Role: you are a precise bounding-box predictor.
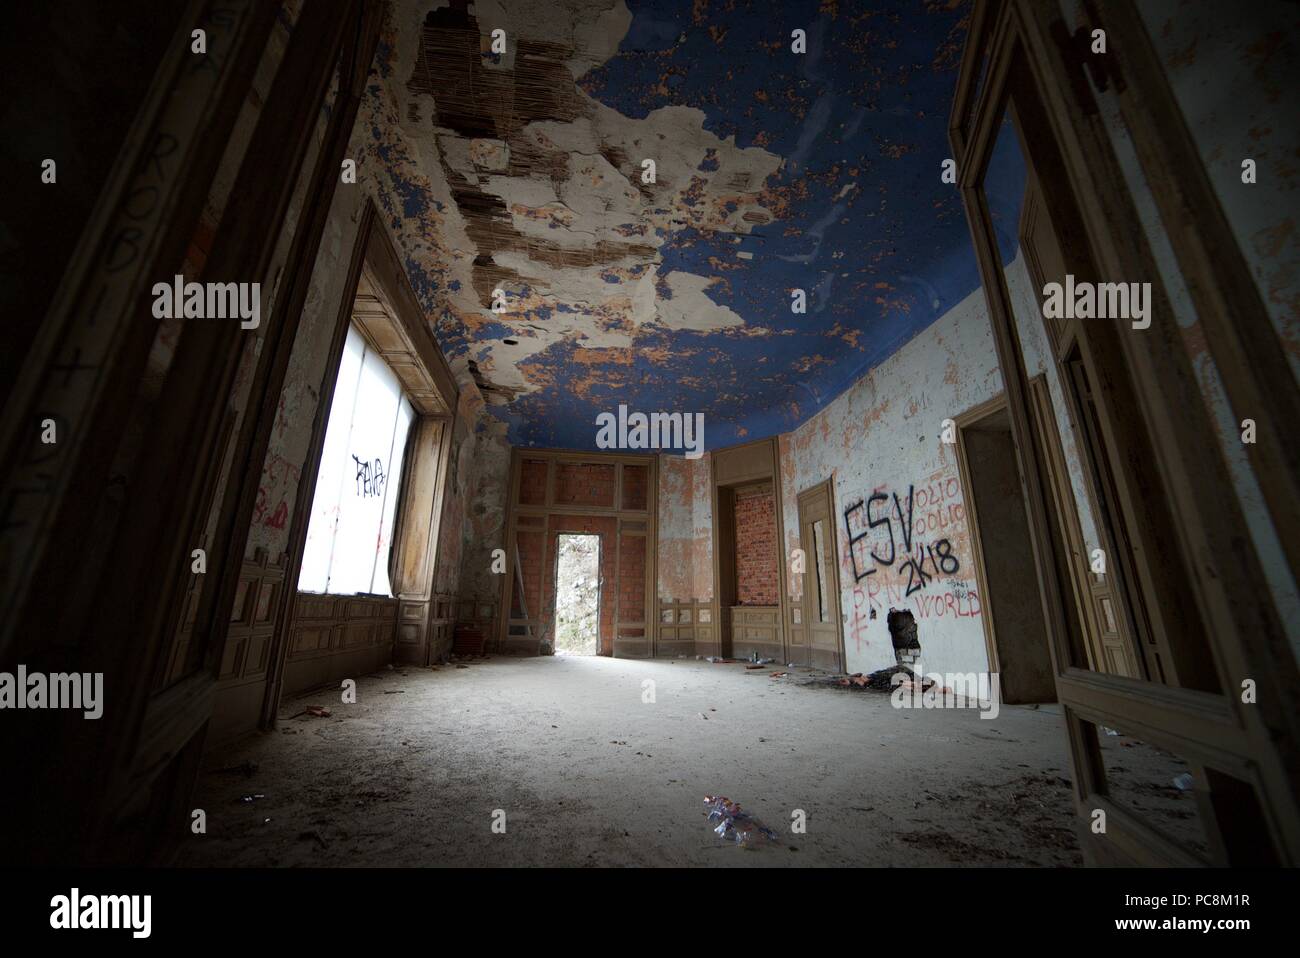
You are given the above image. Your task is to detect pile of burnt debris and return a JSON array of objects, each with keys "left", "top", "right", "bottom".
[{"left": 820, "top": 665, "right": 937, "bottom": 693}]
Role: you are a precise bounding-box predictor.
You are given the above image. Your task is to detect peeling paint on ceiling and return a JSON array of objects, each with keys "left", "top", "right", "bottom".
[{"left": 376, "top": 0, "right": 1024, "bottom": 451}]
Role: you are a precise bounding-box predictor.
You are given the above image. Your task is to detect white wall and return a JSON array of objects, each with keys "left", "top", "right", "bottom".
[{"left": 777, "top": 252, "right": 1099, "bottom": 678}]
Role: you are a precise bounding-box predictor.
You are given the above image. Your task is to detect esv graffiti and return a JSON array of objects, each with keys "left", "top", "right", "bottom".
[{"left": 844, "top": 484, "right": 960, "bottom": 596}]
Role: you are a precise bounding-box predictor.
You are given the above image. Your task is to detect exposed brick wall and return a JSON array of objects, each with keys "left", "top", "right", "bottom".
[
  {"left": 621, "top": 464, "right": 648, "bottom": 510},
  {"left": 519, "top": 458, "right": 548, "bottom": 505},
  {"left": 511, "top": 529, "right": 545, "bottom": 618},
  {"left": 618, "top": 533, "right": 646, "bottom": 621},
  {"left": 554, "top": 462, "right": 616, "bottom": 507},
  {"left": 734, "top": 485, "right": 778, "bottom": 606}
]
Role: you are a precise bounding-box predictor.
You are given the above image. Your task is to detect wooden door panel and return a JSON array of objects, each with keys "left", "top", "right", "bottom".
[{"left": 797, "top": 479, "right": 844, "bottom": 673}]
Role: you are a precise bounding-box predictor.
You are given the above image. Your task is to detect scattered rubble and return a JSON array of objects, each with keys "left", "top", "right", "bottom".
[{"left": 289, "top": 705, "right": 332, "bottom": 719}]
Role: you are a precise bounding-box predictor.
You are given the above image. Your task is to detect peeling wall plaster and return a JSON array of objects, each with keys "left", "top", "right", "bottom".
[
  {"left": 656, "top": 453, "right": 712, "bottom": 601},
  {"left": 243, "top": 1, "right": 513, "bottom": 607},
  {"left": 1138, "top": 0, "right": 1300, "bottom": 379}
]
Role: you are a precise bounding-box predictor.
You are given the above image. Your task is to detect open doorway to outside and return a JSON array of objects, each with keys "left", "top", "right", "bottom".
[{"left": 554, "top": 534, "right": 601, "bottom": 655}]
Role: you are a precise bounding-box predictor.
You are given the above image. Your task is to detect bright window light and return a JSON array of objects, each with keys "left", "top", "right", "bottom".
[{"left": 298, "top": 325, "right": 414, "bottom": 596}]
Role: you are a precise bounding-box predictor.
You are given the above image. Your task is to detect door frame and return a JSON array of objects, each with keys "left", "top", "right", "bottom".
[
  {"left": 551, "top": 531, "right": 604, "bottom": 655},
  {"left": 952, "top": 0, "right": 1300, "bottom": 864},
  {"left": 708, "top": 437, "right": 788, "bottom": 662},
  {"left": 795, "top": 476, "right": 846, "bottom": 672},
  {"left": 497, "top": 449, "right": 658, "bottom": 658},
  {"left": 954, "top": 382, "right": 1086, "bottom": 698},
  {"left": 953, "top": 391, "right": 1014, "bottom": 687}
]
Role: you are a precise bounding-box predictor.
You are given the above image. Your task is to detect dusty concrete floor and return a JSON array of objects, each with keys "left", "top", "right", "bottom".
[{"left": 177, "top": 656, "right": 1199, "bottom": 867}]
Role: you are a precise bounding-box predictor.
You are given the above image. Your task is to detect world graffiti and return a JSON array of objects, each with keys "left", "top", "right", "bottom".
[{"left": 843, "top": 483, "right": 960, "bottom": 596}]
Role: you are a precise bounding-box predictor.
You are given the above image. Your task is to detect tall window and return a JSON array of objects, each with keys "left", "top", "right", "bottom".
[{"left": 299, "top": 325, "right": 414, "bottom": 596}]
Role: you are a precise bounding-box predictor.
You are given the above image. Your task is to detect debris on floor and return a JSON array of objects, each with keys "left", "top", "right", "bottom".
[
  {"left": 289, "top": 705, "right": 332, "bottom": 719},
  {"left": 238, "top": 794, "right": 266, "bottom": 804},
  {"left": 813, "top": 666, "right": 934, "bottom": 693},
  {"left": 704, "top": 796, "right": 779, "bottom": 847}
]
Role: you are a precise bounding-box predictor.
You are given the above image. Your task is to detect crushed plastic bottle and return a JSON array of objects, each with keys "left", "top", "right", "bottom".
[{"left": 703, "top": 795, "right": 779, "bottom": 847}]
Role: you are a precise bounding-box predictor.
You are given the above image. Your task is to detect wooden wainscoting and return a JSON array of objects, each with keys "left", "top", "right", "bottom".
[
  {"left": 656, "top": 599, "right": 715, "bottom": 658},
  {"left": 394, "top": 592, "right": 456, "bottom": 666},
  {"left": 207, "top": 549, "right": 287, "bottom": 741},
  {"left": 729, "top": 605, "right": 781, "bottom": 662},
  {"left": 280, "top": 592, "right": 398, "bottom": 697},
  {"left": 456, "top": 596, "right": 498, "bottom": 651}
]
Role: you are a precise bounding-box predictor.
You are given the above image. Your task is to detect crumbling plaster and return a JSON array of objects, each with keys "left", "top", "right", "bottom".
[{"left": 374, "top": 0, "right": 986, "bottom": 451}]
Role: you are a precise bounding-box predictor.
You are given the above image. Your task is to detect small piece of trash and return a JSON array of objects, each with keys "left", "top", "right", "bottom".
[
  {"left": 1172, "top": 772, "right": 1195, "bottom": 791},
  {"left": 289, "top": 705, "right": 332, "bottom": 719},
  {"left": 238, "top": 793, "right": 266, "bottom": 804},
  {"left": 704, "top": 795, "right": 778, "bottom": 847},
  {"left": 770, "top": 672, "right": 787, "bottom": 679},
  {"left": 1101, "top": 726, "right": 1120, "bottom": 736}
]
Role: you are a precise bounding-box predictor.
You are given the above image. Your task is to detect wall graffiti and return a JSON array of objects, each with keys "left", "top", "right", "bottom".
[
  {"left": 352, "top": 455, "right": 386, "bottom": 498},
  {"left": 844, "top": 483, "right": 960, "bottom": 597}
]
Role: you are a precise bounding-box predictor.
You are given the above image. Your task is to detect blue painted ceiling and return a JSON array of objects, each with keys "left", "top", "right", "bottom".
[{"left": 399, "top": 0, "right": 1026, "bottom": 450}]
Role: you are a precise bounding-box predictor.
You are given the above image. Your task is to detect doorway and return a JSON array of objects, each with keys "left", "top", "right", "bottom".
[
  {"left": 957, "top": 400, "right": 1055, "bottom": 703},
  {"left": 554, "top": 534, "right": 601, "bottom": 655},
  {"left": 791, "top": 478, "right": 845, "bottom": 671}
]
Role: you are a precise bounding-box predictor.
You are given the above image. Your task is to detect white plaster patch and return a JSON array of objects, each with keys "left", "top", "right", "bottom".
[{"left": 655, "top": 271, "right": 743, "bottom": 331}]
